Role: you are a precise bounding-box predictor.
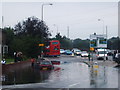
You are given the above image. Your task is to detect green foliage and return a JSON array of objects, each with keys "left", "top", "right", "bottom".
[
  {"left": 2, "top": 17, "right": 119, "bottom": 60},
  {"left": 3, "top": 27, "right": 14, "bottom": 45},
  {"left": 14, "top": 16, "right": 51, "bottom": 39},
  {"left": 73, "top": 38, "right": 90, "bottom": 51},
  {"left": 107, "top": 37, "right": 120, "bottom": 50},
  {"left": 3, "top": 16, "right": 51, "bottom": 58},
  {"left": 52, "top": 33, "right": 72, "bottom": 49},
  {"left": 5, "top": 58, "right": 14, "bottom": 64}
]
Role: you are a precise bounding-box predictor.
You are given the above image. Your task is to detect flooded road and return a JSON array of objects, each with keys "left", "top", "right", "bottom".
[{"left": 2, "top": 56, "right": 119, "bottom": 88}]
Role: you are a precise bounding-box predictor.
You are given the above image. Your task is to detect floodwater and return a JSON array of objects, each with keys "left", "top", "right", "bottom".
[{"left": 1, "top": 57, "right": 119, "bottom": 88}]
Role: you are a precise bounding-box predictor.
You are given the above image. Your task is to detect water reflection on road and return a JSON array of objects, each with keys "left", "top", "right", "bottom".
[{"left": 2, "top": 59, "right": 119, "bottom": 88}]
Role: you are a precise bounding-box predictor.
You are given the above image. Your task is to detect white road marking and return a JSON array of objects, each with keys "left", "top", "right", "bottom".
[{"left": 68, "top": 82, "right": 80, "bottom": 87}]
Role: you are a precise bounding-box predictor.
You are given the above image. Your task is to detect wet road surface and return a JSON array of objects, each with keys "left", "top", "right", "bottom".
[{"left": 2, "top": 56, "right": 119, "bottom": 88}]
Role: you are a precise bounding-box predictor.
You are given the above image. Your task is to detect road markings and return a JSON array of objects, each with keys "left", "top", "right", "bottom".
[
  {"left": 57, "top": 88, "right": 69, "bottom": 90},
  {"left": 68, "top": 82, "right": 80, "bottom": 87}
]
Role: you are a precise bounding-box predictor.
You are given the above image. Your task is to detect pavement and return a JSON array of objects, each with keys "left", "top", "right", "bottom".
[{"left": 84, "top": 60, "right": 118, "bottom": 67}]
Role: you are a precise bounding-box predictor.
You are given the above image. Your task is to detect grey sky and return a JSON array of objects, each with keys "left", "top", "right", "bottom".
[{"left": 1, "top": 2, "right": 118, "bottom": 39}]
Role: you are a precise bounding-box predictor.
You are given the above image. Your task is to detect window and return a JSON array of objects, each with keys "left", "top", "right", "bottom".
[{"left": 52, "top": 42, "right": 58, "bottom": 45}]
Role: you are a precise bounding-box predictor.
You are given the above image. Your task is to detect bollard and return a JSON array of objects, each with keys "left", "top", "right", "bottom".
[{"left": 71, "top": 53, "right": 75, "bottom": 56}]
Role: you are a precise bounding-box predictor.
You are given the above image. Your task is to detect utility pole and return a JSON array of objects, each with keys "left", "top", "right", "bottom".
[
  {"left": 106, "top": 26, "right": 107, "bottom": 39},
  {"left": 2, "top": 16, "right": 4, "bottom": 57},
  {"left": 67, "top": 26, "right": 69, "bottom": 38},
  {"left": 2, "top": 16, "right": 4, "bottom": 29},
  {"left": 98, "top": 19, "right": 105, "bottom": 34}
]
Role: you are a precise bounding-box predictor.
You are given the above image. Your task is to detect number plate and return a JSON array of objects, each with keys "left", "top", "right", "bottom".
[{"left": 43, "top": 67, "right": 47, "bottom": 70}]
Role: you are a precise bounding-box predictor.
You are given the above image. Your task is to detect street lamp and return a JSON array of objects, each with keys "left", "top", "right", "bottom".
[
  {"left": 98, "top": 19, "right": 108, "bottom": 38},
  {"left": 40, "top": 3, "right": 53, "bottom": 59},
  {"left": 41, "top": 3, "right": 53, "bottom": 21},
  {"left": 98, "top": 19, "right": 105, "bottom": 34},
  {"left": 98, "top": 19, "right": 108, "bottom": 61}
]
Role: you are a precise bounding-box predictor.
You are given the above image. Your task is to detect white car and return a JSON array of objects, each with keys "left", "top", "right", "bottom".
[
  {"left": 72, "top": 48, "right": 81, "bottom": 55},
  {"left": 96, "top": 49, "right": 108, "bottom": 60},
  {"left": 60, "top": 49, "right": 65, "bottom": 54},
  {"left": 81, "top": 51, "right": 89, "bottom": 57}
]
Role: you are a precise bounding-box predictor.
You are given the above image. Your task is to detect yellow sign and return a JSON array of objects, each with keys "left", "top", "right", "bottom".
[
  {"left": 93, "top": 65, "right": 99, "bottom": 69},
  {"left": 90, "top": 47, "right": 94, "bottom": 51},
  {"left": 39, "top": 44, "right": 44, "bottom": 46}
]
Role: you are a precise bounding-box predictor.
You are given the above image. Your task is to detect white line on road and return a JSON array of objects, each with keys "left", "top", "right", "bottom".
[
  {"left": 68, "top": 82, "right": 80, "bottom": 87},
  {"left": 2, "top": 82, "right": 47, "bottom": 89}
]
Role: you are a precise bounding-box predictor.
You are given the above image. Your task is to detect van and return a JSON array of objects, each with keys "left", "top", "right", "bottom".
[{"left": 96, "top": 49, "right": 108, "bottom": 60}]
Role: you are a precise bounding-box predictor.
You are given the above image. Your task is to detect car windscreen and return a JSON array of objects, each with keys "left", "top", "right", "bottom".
[
  {"left": 60, "top": 49, "right": 64, "bottom": 51},
  {"left": 76, "top": 50, "right": 81, "bottom": 52},
  {"left": 98, "top": 51, "right": 107, "bottom": 54},
  {"left": 66, "top": 50, "right": 70, "bottom": 52}
]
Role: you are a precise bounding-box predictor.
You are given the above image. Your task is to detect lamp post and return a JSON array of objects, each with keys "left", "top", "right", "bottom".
[
  {"left": 98, "top": 19, "right": 105, "bottom": 34},
  {"left": 41, "top": 3, "right": 53, "bottom": 21},
  {"left": 40, "top": 3, "right": 53, "bottom": 59},
  {"left": 98, "top": 19, "right": 108, "bottom": 61}
]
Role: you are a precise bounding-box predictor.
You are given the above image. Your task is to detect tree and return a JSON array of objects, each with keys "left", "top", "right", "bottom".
[
  {"left": 2, "top": 27, "right": 15, "bottom": 57},
  {"left": 52, "top": 33, "right": 72, "bottom": 49},
  {"left": 107, "top": 37, "right": 119, "bottom": 50},
  {"left": 14, "top": 16, "right": 51, "bottom": 41},
  {"left": 12, "top": 16, "right": 51, "bottom": 58},
  {"left": 73, "top": 38, "right": 89, "bottom": 51},
  {"left": 2, "top": 27, "right": 14, "bottom": 45}
]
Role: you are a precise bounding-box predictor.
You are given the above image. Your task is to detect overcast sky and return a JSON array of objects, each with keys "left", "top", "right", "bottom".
[{"left": 1, "top": 2, "right": 118, "bottom": 39}]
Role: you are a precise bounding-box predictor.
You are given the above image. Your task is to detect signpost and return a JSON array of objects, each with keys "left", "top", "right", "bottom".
[
  {"left": 39, "top": 44, "right": 44, "bottom": 47},
  {"left": 90, "top": 47, "right": 94, "bottom": 51},
  {"left": 39, "top": 44, "right": 44, "bottom": 59},
  {"left": 90, "top": 47, "right": 94, "bottom": 61},
  {"left": 90, "top": 33, "right": 107, "bottom": 61}
]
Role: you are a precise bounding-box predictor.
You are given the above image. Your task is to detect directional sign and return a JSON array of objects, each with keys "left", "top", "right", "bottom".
[
  {"left": 39, "top": 44, "right": 44, "bottom": 46},
  {"left": 90, "top": 40, "right": 97, "bottom": 47},
  {"left": 90, "top": 47, "right": 94, "bottom": 51}
]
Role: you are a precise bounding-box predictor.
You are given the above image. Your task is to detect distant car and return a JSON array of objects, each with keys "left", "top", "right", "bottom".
[
  {"left": 60, "top": 49, "right": 65, "bottom": 54},
  {"left": 74, "top": 50, "right": 81, "bottom": 55},
  {"left": 81, "top": 51, "right": 89, "bottom": 57},
  {"left": 38, "top": 60, "right": 54, "bottom": 70},
  {"left": 65, "top": 50, "right": 72, "bottom": 55},
  {"left": 96, "top": 49, "right": 108, "bottom": 60},
  {"left": 72, "top": 48, "right": 81, "bottom": 55}
]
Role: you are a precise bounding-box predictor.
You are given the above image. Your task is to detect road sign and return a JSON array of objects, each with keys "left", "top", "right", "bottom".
[
  {"left": 90, "top": 47, "right": 94, "bottom": 51},
  {"left": 90, "top": 40, "right": 97, "bottom": 47},
  {"left": 39, "top": 44, "right": 44, "bottom": 46}
]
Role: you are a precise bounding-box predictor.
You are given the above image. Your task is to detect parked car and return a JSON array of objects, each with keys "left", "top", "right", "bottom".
[
  {"left": 81, "top": 51, "right": 89, "bottom": 57},
  {"left": 38, "top": 60, "right": 54, "bottom": 70},
  {"left": 65, "top": 50, "right": 73, "bottom": 55},
  {"left": 60, "top": 49, "right": 65, "bottom": 54}
]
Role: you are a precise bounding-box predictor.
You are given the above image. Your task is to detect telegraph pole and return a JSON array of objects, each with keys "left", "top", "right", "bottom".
[{"left": 67, "top": 26, "right": 69, "bottom": 38}]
